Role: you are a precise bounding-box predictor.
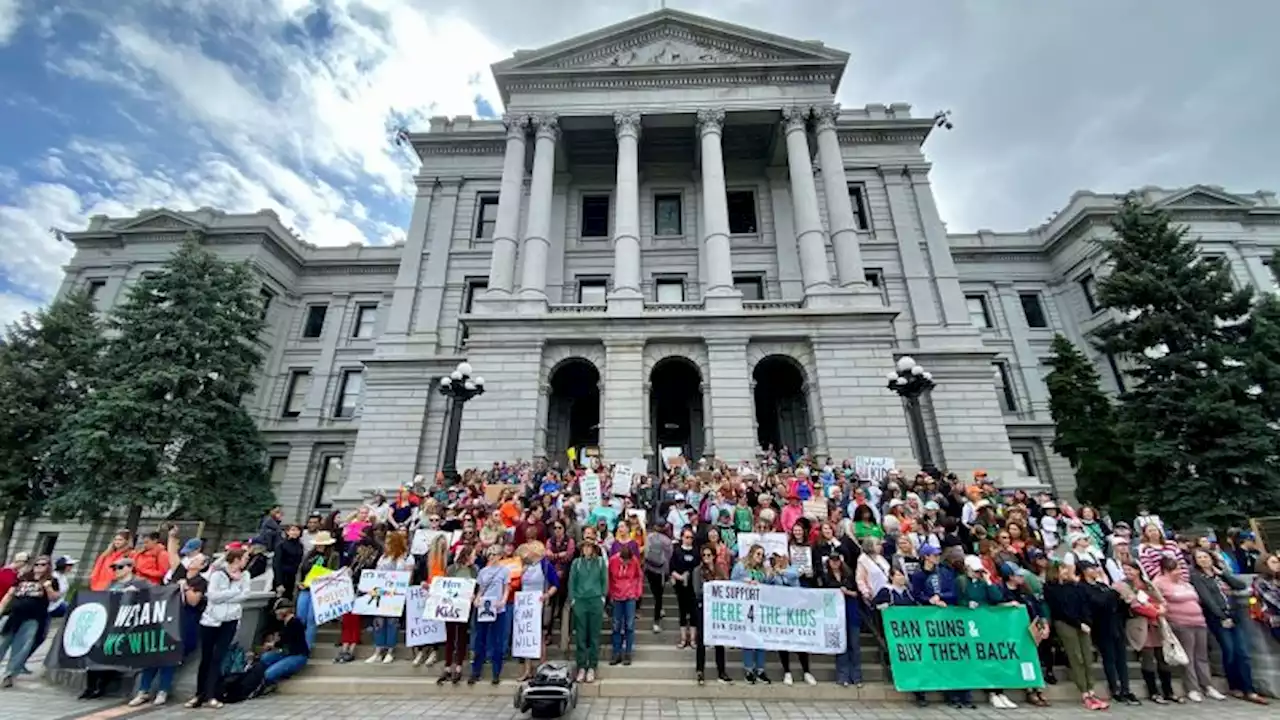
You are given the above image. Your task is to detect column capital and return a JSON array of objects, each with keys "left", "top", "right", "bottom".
[
  {"left": 502, "top": 112, "right": 530, "bottom": 139},
  {"left": 696, "top": 108, "right": 725, "bottom": 135},
  {"left": 531, "top": 112, "right": 560, "bottom": 139},
  {"left": 812, "top": 104, "right": 841, "bottom": 132},
  {"left": 781, "top": 105, "right": 812, "bottom": 132},
  {"left": 614, "top": 111, "right": 642, "bottom": 139}
]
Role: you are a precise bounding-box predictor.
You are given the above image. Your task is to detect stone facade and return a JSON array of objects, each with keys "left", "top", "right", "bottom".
[{"left": 18, "top": 9, "right": 1280, "bottom": 567}]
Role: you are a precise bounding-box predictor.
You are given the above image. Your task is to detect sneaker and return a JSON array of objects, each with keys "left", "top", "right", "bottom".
[
  {"left": 783, "top": 672, "right": 794, "bottom": 686},
  {"left": 999, "top": 694, "right": 1018, "bottom": 709},
  {"left": 756, "top": 672, "right": 772, "bottom": 685},
  {"left": 804, "top": 672, "right": 817, "bottom": 686},
  {"left": 1083, "top": 696, "right": 1102, "bottom": 711},
  {"left": 696, "top": 671, "right": 705, "bottom": 686},
  {"left": 717, "top": 673, "right": 733, "bottom": 684},
  {"left": 128, "top": 693, "right": 152, "bottom": 707},
  {"left": 467, "top": 675, "right": 478, "bottom": 686},
  {"left": 746, "top": 671, "right": 757, "bottom": 685},
  {"left": 576, "top": 669, "right": 586, "bottom": 683},
  {"left": 413, "top": 650, "right": 426, "bottom": 667},
  {"left": 153, "top": 691, "right": 168, "bottom": 706},
  {"left": 609, "top": 655, "right": 623, "bottom": 666},
  {"left": 585, "top": 669, "right": 595, "bottom": 684},
  {"left": 1205, "top": 688, "right": 1226, "bottom": 701},
  {"left": 491, "top": 676, "right": 500, "bottom": 686},
  {"left": 1188, "top": 691, "right": 1204, "bottom": 703},
  {"left": 990, "top": 694, "right": 1004, "bottom": 709},
  {"left": 365, "top": 652, "right": 382, "bottom": 664},
  {"left": 424, "top": 650, "right": 437, "bottom": 667},
  {"left": 622, "top": 654, "right": 632, "bottom": 666},
  {"left": 652, "top": 623, "right": 661, "bottom": 634}
]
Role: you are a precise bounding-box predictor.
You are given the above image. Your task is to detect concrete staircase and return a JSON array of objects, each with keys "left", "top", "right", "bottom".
[{"left": 280, "top": 589, "right": 1158, "bottom": 704}]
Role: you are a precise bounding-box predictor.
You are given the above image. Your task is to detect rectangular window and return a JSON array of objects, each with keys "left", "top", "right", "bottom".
[
  {"left": 352, "top": 304, "right": 377, "bottom": 339},
  {"left": 302, "top": 304, "right": 327, "bottom": 338},
  {"left": 33, "top": 532, "right": 58, "bottom": 558},
  {"left": 1019, "top": 292, "right": 1048, "bottom": 328},
  {"left": 966, "top": 294, "right": 993, "bottom": 329},
  {"left": 1012, "top": 451, "right": 1037, "bottom": 478},
  {"left": 848, "top": 183, "right": 870, "bottom": 231},
  {"left": 86, "top": 279, "right": 107, "bottom": 308},
  {"left": 733, "top": 274, "right": 765, "bottom": 301},
  {"left": 460, "top": 279, "right": 487, "bottom": 346},
  {"left": 653, "top": 193, "right": 683, "bottom": 236},
  {"left": 994, "top": 361, "right": 1018, "bottom": 413},
  {"left": 335, "top": 370, "right": 363, "bottom": 418},
  {"left": 283, "top": 370, "right": 311, "bottom": 417},
  {"left": 577, "top": 278, "right": 608, "bottom": 305},
  {"left": 581, "top": 195, "right": 610, "bottom": 238},
  {"left": 726, "top": 190, "right": 758, "bottom": 234},
  {"left": 865, "top": 269, "right": 889, "bottom": 304},
  {"left": 315, "top": 455, "right": 342, "bottom": 509},
  {"left": 1079, "top": 272, "right": 1099, "bottom": 313},
  {"left": 655, "top": 278, "right": 685, "bottom": 304},
  {"left": 1105, "top": 352, "right": 1126, "bottom": 392},
  {"left": 474, "top": 194, "right": 499, "bottom": 239},
  {"left": 267, "top": 457, "right": 288, "bottom": 496},
  {"left": 259, "top": 288, "right": 275, "bottom": 320}
]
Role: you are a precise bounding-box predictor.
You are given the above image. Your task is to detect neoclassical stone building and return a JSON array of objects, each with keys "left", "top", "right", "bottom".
[{"left": 18, "top": 9, "right": 1280, "bottom": 559}]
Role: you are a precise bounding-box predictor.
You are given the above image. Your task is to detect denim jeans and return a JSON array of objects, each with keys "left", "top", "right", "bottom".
[
  {"left": 835, "top": 601, "right": 863, "bottom": 683},
  {"left": 0, "top": 619, "right": 39, "bottom": 678},
  {"left": 373, "top": 618, "right": 399, "bottom": 649},
  {"left": 471, "top": 617, "right": 505, "bottom": 679},
  {"left": 261, "top": 650, "right": 308, "bottom": 684},
  {"left": 137, "top": 665, "right": 177, "bottom": 694},
  {"left": 611, "top": 599, "right": 636, "bottom": 656},
  {"left": 742, "top": 648, "right": 766, "bottom": 672},
  {"left": 296, "top": 589, "right": 317, "bottom": 651},
  {"left": 1207, "top": 614, "right": 1255, "bottom": 694}
]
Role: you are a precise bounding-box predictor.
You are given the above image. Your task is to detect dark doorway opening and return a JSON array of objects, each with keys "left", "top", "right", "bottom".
[
  {"left": 649, "top": 357, "right": 704, "bottom": 462},
  {"left": 753, "top": 355, "right": 810, "bottom": 454},
  {"left": 546, "top": 359, "right": 600, "bottom": 465}
]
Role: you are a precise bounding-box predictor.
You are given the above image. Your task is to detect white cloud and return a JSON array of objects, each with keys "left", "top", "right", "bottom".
[{"left": 0, "top": 0, "right": 21, "bottom": 46}]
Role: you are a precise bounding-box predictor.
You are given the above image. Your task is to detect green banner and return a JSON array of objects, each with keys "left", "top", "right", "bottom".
[{"left": 883, "top": 606, "right": 1043, "bottom": 692}]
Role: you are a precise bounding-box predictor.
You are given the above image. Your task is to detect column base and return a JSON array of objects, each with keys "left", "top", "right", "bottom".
[
  {"left": 702, "top": 288, "right": 743, "bottom": 312},
  {"left": 471, "top": 290, "right": 516, "bottom": 315},
  {"left": 606, "top": 290, "right": 645, "bottom": 315},
  {"left": 514, "top": 290, "right": 549, "bottom": 314},
  {"left": 801, "top": 286, "right": 856, "bottom": 309}
]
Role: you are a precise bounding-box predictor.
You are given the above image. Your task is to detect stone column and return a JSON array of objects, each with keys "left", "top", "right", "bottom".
[
  {"left": 813, "top": 104, "right": 872, "bottom": 296},
  {"left": 382, "top": 179, "right": 435, "bottom": 343},
  {"left": 608, "top": 111, "right": 644, "bottom": 314},
  {"left": 697, "top": 108, "right": 742, "bottom": 310},
  {"left": 517, "top": 113, "right": 558, "bottom": 307},
  {"left": 699, "top": 381, "right": 715, "bottom": 457},
  {"left": 483, "top": 113, "right": 529, "bottom": 297},
  {"left": 781, "top": 106, "right": 835, "bottom": 304},
  {"left": 908, "top": 168, "right": 970, "bottom": 327},
  {"left": 410, "top": 179, "right": 460, "bottom": 352},
  {"left": 881, "top": 168, "right": 941, "bottom": 330}
]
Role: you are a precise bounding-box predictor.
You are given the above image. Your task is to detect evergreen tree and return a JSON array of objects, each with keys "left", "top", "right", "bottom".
[
  {"left": 1044, "top": 334, "right": 1133, "bottom": 512},
  {"left": 1094, "top": 198, "right": 1280, "bottom": 527},
  {"left": 49, "top": 238, "right": 276, "bottom": 532},
  {"left": 1241, "top": 289, "right": 1280, "bottom": 425},
  {"left": 0, "top": 291, "right": 104, "bottom": 560}
]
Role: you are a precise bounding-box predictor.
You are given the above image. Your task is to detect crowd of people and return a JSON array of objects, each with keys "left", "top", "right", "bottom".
[{"left": 1, "top": 444, "right": 1279, "bottom": 712}]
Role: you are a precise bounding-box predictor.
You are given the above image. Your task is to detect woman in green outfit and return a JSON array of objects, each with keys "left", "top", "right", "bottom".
[{"left": 569, "top": 539, "right": 608, "bottom": 683}]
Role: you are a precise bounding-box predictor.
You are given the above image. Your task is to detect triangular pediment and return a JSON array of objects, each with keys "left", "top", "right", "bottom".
[
  {"left": 1156, "top": 186, "right": 1254, "bottom": 209},
  {"left": 114, "top": 209, "right": 204, "bottom": 232},
  {"left": 494, "top": 9, "right": 848, "bottom": 73}
]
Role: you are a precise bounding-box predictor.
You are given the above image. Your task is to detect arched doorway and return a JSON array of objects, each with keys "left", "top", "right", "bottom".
[
  {"left": 649, "top": 357, "right": 705, "bottom": 462},
  {"left": 753, "top": 355, "right": 810, "bottom": 454},
  {"left": 546, "top": 358, "right": 600, "bottom": 467}
]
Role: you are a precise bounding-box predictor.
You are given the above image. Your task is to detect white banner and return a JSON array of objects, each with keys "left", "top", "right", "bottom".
[
  {"left": 612, "top": 465, "right": 633, "bottom": 496},
  {"left": 512, "top": 590, "right": 543, "bottom": 659},
  {"left": 311, "top": 569, "right": 355, "bottom": 625},
  {"left": 855, "top": 456, "right": 896, "bottom": 484},
  {"left": 405, "top": 586, "right": 446, "bottom": 647},
  {"left": 425, "top": 576, "right": 476, "bottom": 623},
  {"left": 354, "top": 570, "right": 411, "bottom": 617},
  {"left": 702, "top": 581, "right": 846, "bottom": 654},
  {"left": 411, "top": 529, "right": 445, "bottom": 556},
  {"left": 581, "top": 472, "right": 602, "bottom": 510},
  {"left": 736, "top": 532, "right": 788, "bottom": 559}
]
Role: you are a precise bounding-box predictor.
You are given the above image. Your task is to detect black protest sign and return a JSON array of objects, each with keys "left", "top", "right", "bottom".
[{"left": 56, "top": 585, "right": 184, "bottom": 670}]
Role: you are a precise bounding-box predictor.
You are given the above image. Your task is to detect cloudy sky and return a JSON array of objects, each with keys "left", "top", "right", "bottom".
[{"left": 0, "top": 0, "right": 1276, "bottom": 325}]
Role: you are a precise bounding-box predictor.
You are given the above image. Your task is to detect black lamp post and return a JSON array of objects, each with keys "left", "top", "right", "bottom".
[
  {"left": 886, "top": 356, "right": 938, "bottom": 478},
  {"left": 438, "top": 361, "right": 485, "bottom": 486}
]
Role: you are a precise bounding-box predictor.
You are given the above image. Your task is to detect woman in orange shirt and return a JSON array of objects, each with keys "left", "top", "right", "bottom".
[{"left": 413, "top": 534, "right": 451, "bottom": 667}]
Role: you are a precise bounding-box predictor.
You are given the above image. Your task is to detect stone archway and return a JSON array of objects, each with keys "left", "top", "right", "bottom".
[
  {"left": 546, "top": 358, "right": 601, "bottom": 467},
  {"left": 752, "top": 354, "right": 811, "bottom": 457},
  {"left": 649, "top": 356, "right": 705, "bottom": 463}
]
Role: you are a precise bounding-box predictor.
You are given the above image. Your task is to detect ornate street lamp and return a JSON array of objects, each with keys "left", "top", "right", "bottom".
[
  {"left": 438, "top": 361, "right": 485, "bottom": 485},
  {"left": 886, "top": 356, "right": 938, "bottom": 477}
]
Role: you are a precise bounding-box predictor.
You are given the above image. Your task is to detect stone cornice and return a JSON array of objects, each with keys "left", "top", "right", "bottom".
[
  {"left": 836, "top": 120, "right": 935, "bottom": 148},
  {"left": 409, "top": 134, "right": 506, "bottom": 160},
  {"left": 499, "top": 67, "right": 841, "bottom": 98}
]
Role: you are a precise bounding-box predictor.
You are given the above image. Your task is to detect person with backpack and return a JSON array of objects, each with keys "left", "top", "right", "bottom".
[
  {"left": 643, "top": 521, "right": 673, "bottom": 633},
  {"left": 186, "top": 549, "right": 250, "bottom": 709}
]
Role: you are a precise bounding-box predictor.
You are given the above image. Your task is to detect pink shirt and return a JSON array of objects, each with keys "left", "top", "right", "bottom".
[
  {"left": 1154, "top": 575, "right": 1205, "bottom": 627},
  {"left": 343, "top": 521, "right": 371, "bottom": 543}
]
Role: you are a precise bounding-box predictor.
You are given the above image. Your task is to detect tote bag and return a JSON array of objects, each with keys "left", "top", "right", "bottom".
[{"left": 1158, "top": 618, "right": 1189, "bottom": 666}]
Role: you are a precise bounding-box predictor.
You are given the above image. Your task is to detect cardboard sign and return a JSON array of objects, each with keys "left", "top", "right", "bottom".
[
  {"left": 411, "top": 529, "right": 445, "bottom": 556},
  {"left": 353, "top": 570, "right": 411, "bottom": 617},
  {"left": 736, "top": 532, "right": 788, "bottom": 559},
  {"left": 612, "top": 465, "right": 633, "bottom": 496},
  {"left": 581, "top": 472, "right": 602, "bottom": 509},
  {"left": 512, "top": 590, "right": 543, "bottom": 659},
  {"left": 311, "top": 569, "right": 355, "bottom": 625},
  {"left": 405, "top": 586, "right": 446, "bottom": 647},
  {"left": 425, "top": 576, "right": 477, "bottom": 623}
]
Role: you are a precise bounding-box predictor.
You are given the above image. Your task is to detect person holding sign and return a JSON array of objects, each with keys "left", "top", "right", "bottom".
[
  {"left": 729, "top": 544, "right": 775, "bottom": 684},
  {"left": 691, "top": 543, "right": 731, "bottom": 686},
  {"left": 823, "top": 552, "right": 865, "bottom": 690},
  {"left": 515, "top": 541, "right": 560, "bottom": 681},
  {"left": 469, "top": 545, "right": 511, "bottom": 686}
]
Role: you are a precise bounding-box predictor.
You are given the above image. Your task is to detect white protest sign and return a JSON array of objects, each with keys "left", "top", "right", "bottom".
[
  {"left": 790, "top": 546, "right": 813, "bottom": 575},
  {"left": 353, "top": 570, "right": 411, "bottom": 617},
  {"left": 311, "top": 569, "right": 355, "bottom": 625},
  {"left": 612, "top": 465, "right": 633, "bottom": 496},
  {"left": 702, "top": 581, "right": 846, "bottom": 654},
  {"left": 425, "top": 576, "right": 477, "bottom": 623},
  {"left": 736, "top": 532, "right": 788, "bottom": 559},
  {"left": 411, "top": 529, "right": 445, "bottom": 556},
  {"left": 855, "top": 456, "right": 896, "bottom": 484},
  {"left": 581, "top": 472, "right": 602, "bottom": 510},
  {"left": 405, "top": 586, "right": 446, "bottom": 647},
  {"left": 512, "top": 590, "right": 543, "bottom": 659}
]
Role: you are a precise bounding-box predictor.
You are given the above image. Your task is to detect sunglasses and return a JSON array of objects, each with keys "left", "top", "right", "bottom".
[{"left": 34, "top": 562, "right": 49, "bottom": 567}]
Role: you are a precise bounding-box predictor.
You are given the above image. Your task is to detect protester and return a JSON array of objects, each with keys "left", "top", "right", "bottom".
[
  {"left": 257, "top": 600, "right": 310, "bottom": 691},
  {"left": 607, "top": 542, "right": 641, "bottom": 666},
  {"left": 1153, "top": 555, "right": 1213, "bottom": 703},
  {"left": 89, "top": 531, "right": 134, "bottom": 591},
  {"left": 130, "top": 575, "right": 207, "bottom": 706},
  {"left": 569, "top": 537, "right": 607, "bottom": 683},
  {"left": 517, "top": 541, "right": 559, "bottom": 679},
  {"left": 470, "top": 545, "right": 510, "bottom": 685},
  {"left": 0, "top": 555, "right": 60, "bottom": 688},
  {"left": 1188, "top": 548, "right": 1267, "bottom": 704},
  {"left": 81, "top": 556, "right": 149, "bottom": 699},
  {"left": 273, "top": 524, "right": 304, "bottom": 600},
  {"left": 826, "top": 553, "right": 864, "bottom": 689},
  {"left": 692, "top": 542, "right": 730, "bottom": 685},
  {"left": 1045, "top": 562, "right": 1107, "bottom": 709},
  {"left": 643, "top": 521, "right": 673, "bottom": 634},
  {"left": 438, "top": 545, "right": 476, "bottom": 685},
  {"left": 367, "top": 530, "right": 412, "bottom": 664},
  {"left": 186, "top": 548, "right": 250, "bottom": 709}
]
